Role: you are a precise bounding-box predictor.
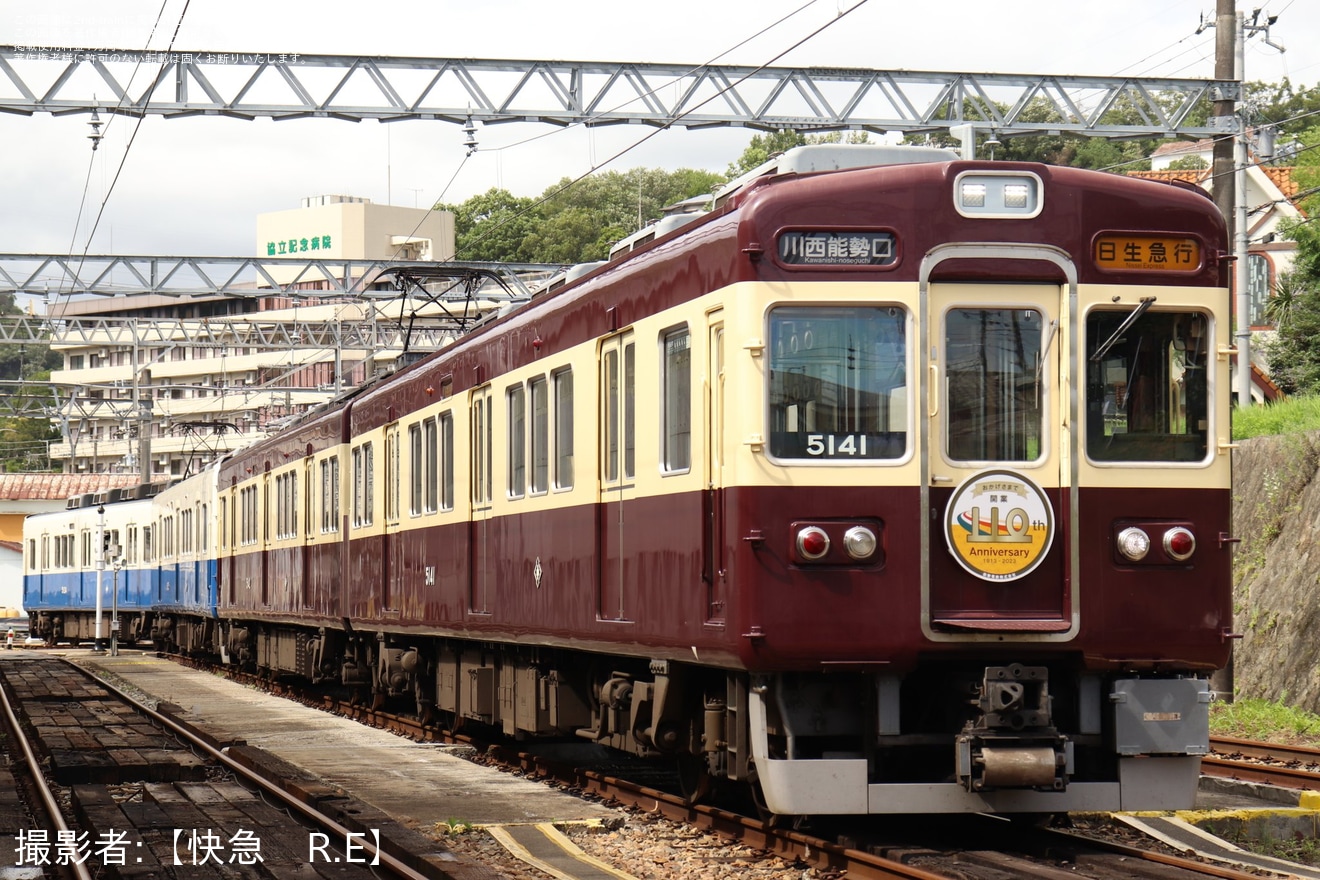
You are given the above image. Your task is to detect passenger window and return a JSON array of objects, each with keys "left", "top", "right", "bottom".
[
  {"left": 530, "top": 376, "right": 549, "bottom": 494},
  {"left": 768, "top": 306, "right": 908, "bottom": 460},
  {"left": 554, "top": 369, "right": 574, "bottom": 489},
  {"left": 1086, "top": 309, "right": 1209, "bottom": 463},
  {"left": 662, "top": 327, "right": 691, "bottom": 473},
  {"left": 508, "top": 385, "right": 526, "bottom": 498},
  {"left": 945, "top": 308, "right": 1043, "bottom": 463}
]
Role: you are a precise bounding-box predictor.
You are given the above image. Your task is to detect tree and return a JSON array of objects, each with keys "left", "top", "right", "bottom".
[
  {"left": 520, "top": 206, "right": 618, "bottom": 264},
  {"left": 439, "top": 168, "right": 725, "bottom": 265},
  {"left": 1288, "top": 123, "right": 1320, "bottom": 215},
  {"left": 1261, "top": 267, "right": 1320, "bottom": 395},
  {"left": 726, "top": 130, "right": 808, "bottom": 177},
  {"left": 1069, "top": 137, "right": 1149, "bottom": 171},
  {"left": 437, "top": 188, "right": 543, "bottom": 263},
  {"left": 0, "top": 392, "right": 60, "bottom": 472},
  {"left": 1262, "top": 121, "right": 1320, "bottom": 394},
  {"left": 0, "top": 293, "right": 61, "bottom": 472},
  {"left": 1248, "top": 79, "right": 1320, "bottom": 141},
  {"left": 526, "top": 167, "right": 725, "bottom": 263}
]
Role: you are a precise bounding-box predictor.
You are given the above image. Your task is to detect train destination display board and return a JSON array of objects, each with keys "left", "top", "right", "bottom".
[
  {"left": 779, "top": 230, "right": 897, "bottom": 266},
  {"left": 1094, "top": 234, "right": 1201, "bottom": 272}
]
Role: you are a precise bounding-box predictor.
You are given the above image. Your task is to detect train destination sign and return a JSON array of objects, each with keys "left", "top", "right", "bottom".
[
  {"left": 779, "top": 230, "right": 897, "bottom": 266},
  {"left": 1093, "top": 234, "right": 1200, "bottom": 272}
]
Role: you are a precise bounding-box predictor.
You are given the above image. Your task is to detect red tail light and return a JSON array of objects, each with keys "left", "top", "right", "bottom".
[
  {"left": 796, "top": 527, "right": 830, "bottom": 560},
  {"left": 1163, "top": 527, "right": 1196, "bottom": 561}
]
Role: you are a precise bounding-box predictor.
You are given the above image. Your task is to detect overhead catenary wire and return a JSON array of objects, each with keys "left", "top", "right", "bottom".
[
  {"left": 454, "top": 0, "right": 872, "bottom": 261},
  {"left": 66, "top": 0, "right": 194, "bottom": 294},
  {"left": 1097, "top": 103, "right": 1320, "bottom": 179},
  {"left": 365, "top": 0, "right": 868, "bottom": 352},
  {"left": 480, "top": 0, "right": 827, "bottom": 157},
  {"left": 375, "top": 0, "right": 836, "bottom": 269}
]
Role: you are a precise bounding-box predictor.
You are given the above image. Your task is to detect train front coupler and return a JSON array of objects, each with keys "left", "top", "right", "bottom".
[{"left": 956, "top": 664, "right": 1070, "bottom": 792}]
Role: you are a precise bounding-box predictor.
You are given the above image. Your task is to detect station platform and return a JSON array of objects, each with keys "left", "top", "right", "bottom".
[{"left": 66, "top": 650, "right": 618, "bottom": 831}]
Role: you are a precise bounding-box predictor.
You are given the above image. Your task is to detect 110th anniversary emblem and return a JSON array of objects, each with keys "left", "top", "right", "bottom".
[{"left": 944, "top": 470, "right": 1054, "bottom": 581}]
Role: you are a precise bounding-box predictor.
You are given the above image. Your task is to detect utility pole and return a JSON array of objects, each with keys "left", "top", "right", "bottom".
[
  {"left": 1207, "top": 0, "right": 1238, "bottom": 703},
  {"left": 131, "top": 324, "right": 152, "bottom": 480},
  {"left": 93, "top": 504, "right": 105, "bottom": 653},
  {"left": 1233, "top": 13, "right": 1252, "bottom": 410},
  {"left": 1206, "top": 4, "right": 1285, "bottom": 408},
  {"left": 1210, "top": 0, "right": 1248, "bottom": 408}
]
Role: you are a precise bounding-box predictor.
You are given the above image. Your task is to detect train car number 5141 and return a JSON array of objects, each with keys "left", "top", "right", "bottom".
[{"left": 806, "top": 432, "right": 872, "bottom": 457}]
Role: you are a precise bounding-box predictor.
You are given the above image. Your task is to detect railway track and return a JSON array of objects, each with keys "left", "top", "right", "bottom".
[
  {"left": 0, "top": 659, "right": 94, "bottom": 880},
  {"left": 135, "top": 653, "right": 1304, "bottom": 880},
  {"left": 0, "top": 657, "right": 449, "bottom": 880},
  {"left": 1205, "top": 734, "right": 1320, "bottom": 791}
]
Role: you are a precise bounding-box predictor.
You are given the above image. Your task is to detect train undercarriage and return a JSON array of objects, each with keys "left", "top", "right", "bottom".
[
  {"left": 29, "top": 609, "right": 151, "bottom": 646},
  {"left": 132, "top": 613, "right": 1214, "bottom": 816}
]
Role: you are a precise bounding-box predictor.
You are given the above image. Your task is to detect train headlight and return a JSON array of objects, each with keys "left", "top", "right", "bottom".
[
  {"left": 1163, "top": 527, "right": 1196, "bottom": 562},
  {"left": 960, "top": 183, "right": 987, "bottom": 207},
  {"left": 1116, "top": 527, "right": 1151, "bottom": 562},
  {"left": 796, "top": 526, "right": 831, "bottom": 561},
  {"left": 1003, "top": 183, "right": 1030, "bottom": 209},
  {"left": 954, "top": 171, "right": 1043, "bottom": 218},
  {"left": 843, "top": 526, "right": 877, "bottom": 560}
]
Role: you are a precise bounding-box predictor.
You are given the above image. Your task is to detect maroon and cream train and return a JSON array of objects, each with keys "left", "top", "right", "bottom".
[{"left": 200, "top": 144, "right": 1232, "bottom": 815}]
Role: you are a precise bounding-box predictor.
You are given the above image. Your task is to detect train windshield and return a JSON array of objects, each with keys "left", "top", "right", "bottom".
[
  {"left": 944, "top": 308, "right": 1045, "bottom": 463},
  {"left": 767, "top": 306, "right": 907, "bottom": 460},
  {"left": 1085, "top": 309, "right": 1209, "bottom": 462}
]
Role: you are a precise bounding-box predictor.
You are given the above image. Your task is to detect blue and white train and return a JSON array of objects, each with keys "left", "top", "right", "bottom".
[{"left": 22, "top": 462, "right": 221, "bottom": 648}]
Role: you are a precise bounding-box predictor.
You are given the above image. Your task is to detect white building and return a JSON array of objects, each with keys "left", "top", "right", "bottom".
[
  {"left": 47, "top": 198, "right": 457, "bottom": 477},
  {"left": 1132, "top": 143, "right": 1306, "bottom": 400},
  {"left": 255, "top": 194, "right": 454, "bottom": 278}
]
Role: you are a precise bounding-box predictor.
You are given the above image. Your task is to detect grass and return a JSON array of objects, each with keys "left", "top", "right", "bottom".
[
  {"left": 1233, "top": 394, "right": 1320, "bottom": 440},
  {"left": 1208, "top": 823, "right": 1320, "bottom": 866},
  {"left": 436, "top": 818, "right": 473, "bottom": 834},
  {"left": 1209, "top": 697, "right": 1320, "bottom": 745}
]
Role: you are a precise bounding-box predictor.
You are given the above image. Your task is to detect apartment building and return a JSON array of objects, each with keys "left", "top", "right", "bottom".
[{"left": 47, "top": 196, "right": 456, "bottom": 478}]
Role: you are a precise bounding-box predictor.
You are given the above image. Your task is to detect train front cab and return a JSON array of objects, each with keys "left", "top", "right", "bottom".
[
  {"left": 727, "top": 167, "right": 1231, "bottom": 815},
  {"left": 22, "top": 494, "right": 157, "bottom": 646}
]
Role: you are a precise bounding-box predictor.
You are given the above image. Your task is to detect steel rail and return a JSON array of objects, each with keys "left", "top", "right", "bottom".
[
  {"left": 0, "top": 667, "right": 96, "bottom": 880},
  {"left": 1205, "top": 734, "right": 1320, "bottom": 791},
  {"left": 1211, "top": 734, "right": 1320, "bottom": 765},
  {"left": 67, "top": 659, "right": 435, "bottom": 880}
]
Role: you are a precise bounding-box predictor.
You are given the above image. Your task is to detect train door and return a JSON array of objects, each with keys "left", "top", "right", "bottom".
[
  {"left": 919, "top": 244, "right": 1078, "bottom": 640},
  {"left": 382, "top": 425, "right": 402, "bottom": 612},
  {"left": 704, "top": 315, "right": 727, "bottom": 624},
  {"left": 469, "top": 387, "right": 494, "bottom": 615},
  {"left": 261, "top": 466, "right": 271, "bottom": 606},
  {"left": 222, "top": 483, "right": 234, "bottom": 606},
  {"left": 598, "top": 332, "right": 635, "bottom": 622},
  {"left": 303, "top": 457, "right": 315, "bottom": 609}
]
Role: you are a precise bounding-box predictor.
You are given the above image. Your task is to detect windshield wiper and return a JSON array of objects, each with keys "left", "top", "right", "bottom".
[{"left": 1090, "top": 296, "right": 1155, "bottom": 362}]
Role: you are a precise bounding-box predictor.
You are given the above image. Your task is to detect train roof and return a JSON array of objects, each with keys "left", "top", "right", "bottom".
[{"left": 711, "top": 142, "right": 957, "bottom": 208}]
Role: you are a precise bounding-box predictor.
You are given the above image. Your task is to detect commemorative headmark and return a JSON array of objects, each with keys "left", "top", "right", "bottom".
[{"left": 944, "top": 470, "right": 1055, "bottom": 582}]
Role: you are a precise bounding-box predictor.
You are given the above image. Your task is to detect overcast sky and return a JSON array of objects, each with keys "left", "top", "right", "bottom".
[{"left": 2, "top": 0, "right": 1318, "bottom": 263}]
